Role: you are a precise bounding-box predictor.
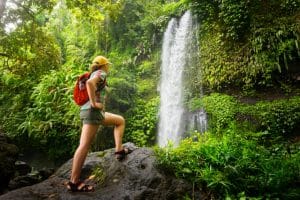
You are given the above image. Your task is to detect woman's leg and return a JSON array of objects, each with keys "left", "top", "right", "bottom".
[
  {"left": 70, "top": 124, "right": 99, "bottom": 183},
  {"left": 101, "top": 112, "right": 125, "bottom": 152}
]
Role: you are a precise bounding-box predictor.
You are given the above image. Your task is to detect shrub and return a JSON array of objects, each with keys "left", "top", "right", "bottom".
[
  {"left": 197, "top": 93, "right": 300, "bottom": 136},
  {"left": 125, "top": 97, "right": 159, "bottom": 147},
  {"left": 239, "top": 96, "right": 300, "bottom": 136},
  {"left": 201, "top": 93, "right": 238, "bottom": 133},
  {"left": 155, "top": 124, "right": 300, "bottom": 199},
  {"left": 17, "top": 68, "right": 80, "bottom": 159}
]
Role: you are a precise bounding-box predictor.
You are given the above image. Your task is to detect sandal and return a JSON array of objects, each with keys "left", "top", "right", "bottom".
[
  {"left": 66, "top": 181, "right": 94, "bottom": 192},
  {"left": 114, "top": 148, "right": 132, "bottom": 161}
]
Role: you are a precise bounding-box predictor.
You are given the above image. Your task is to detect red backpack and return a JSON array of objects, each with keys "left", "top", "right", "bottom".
[
  {"left": 73, "top": 71, "right": 107, "bottom": 106},
  {"left": 73, "top": 72, "right": 91, "bottom": 106}
]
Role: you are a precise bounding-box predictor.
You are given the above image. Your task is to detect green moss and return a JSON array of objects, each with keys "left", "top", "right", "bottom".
[
  {"left": 92, "top": 166, "right": 106, "bottom": 184},
  {"left": 97, "top": 151, "right": 106, "bottom": 158},
  {"left": 189, "top": 0, "right": 300, "bottom": 90}
]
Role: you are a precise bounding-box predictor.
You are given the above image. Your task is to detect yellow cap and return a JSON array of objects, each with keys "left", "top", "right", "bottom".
[{"left": 92, "top": 56, "right": 112, "bottom": 66}]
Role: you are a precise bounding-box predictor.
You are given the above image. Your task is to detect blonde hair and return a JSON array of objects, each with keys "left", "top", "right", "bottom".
[{"left": 90, "top": 62, "right": 101, "bottom": 72}]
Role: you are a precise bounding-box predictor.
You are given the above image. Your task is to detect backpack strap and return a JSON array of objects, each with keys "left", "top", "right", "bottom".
[{"left": 90, "top": 70, "right": 107, "bottom": 91}]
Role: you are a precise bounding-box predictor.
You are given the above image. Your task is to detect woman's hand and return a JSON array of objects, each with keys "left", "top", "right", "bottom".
[{"left": 92, "top": 102, "right": 104, "bottom": 110}]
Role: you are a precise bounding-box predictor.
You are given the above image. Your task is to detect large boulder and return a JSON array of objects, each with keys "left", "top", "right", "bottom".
[
  {"left": 0, "top": 143, "right": 201, "bottom": 200},
  {"left": 0, "top": 133, "right": 19, "bottom": 194}
]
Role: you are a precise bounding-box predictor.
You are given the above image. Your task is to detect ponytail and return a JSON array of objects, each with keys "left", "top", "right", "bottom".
[{"left": 90, "top": 62, "right": 103, "bottom": 72}]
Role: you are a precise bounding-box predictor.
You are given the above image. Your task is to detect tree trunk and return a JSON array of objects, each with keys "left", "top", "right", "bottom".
[{"left": 0, "top": 0, "right": 7, "bottom": 21}]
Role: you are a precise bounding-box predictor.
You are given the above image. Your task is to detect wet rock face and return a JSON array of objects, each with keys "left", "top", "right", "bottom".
[
  {"left": 0, "top": 133, "right": 19, "bottom": 194},
  {"left": 0, "top": 143, "right": 201, "bottom": 200},
  {"left": 8, "top": 167, "right": 55, "bottom": 190}
]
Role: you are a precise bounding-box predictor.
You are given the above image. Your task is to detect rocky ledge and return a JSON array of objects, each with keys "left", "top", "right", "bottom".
[
  {"left": 0, "top": 143, "right": 200, "bottom": 200},
  {"left": 0, "top": 133, "right": 19, "bottom": 194}
]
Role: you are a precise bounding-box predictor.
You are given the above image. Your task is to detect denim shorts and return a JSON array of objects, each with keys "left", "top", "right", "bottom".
[{"left": 80, "top": 108, "right": 105, "bottom": 125}]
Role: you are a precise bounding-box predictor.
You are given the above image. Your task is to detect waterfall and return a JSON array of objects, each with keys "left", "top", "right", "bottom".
[
  {"left": 158, "top": 11, "right": 193, "bottom": 147},
  {"left": 187, "top": 22, "right": 208, "bottom": 135},
  {"left": 189, "top": 108, "right": 208, "bottom": 134}
]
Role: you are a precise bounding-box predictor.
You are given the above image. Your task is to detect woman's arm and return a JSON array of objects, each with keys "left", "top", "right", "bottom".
[{"left": 86, "top": 77, "right": 103, "bottom": 109}]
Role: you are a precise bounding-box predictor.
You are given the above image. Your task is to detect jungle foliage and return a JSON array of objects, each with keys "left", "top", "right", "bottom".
[
  {"left": 157, "top": 93, "right": 300, "bottom": 199},
  {"left": 187, "top": 0, "right": 300, "bottom": 91},
  {"left": 156, "top": 126, "right": 300, "bottom": 199},
  {"left": 0, "top": 0, "right": 299, "bottom": 198},
  {"left": 0, "top": 0, "right": 166, "bottom": 158}
]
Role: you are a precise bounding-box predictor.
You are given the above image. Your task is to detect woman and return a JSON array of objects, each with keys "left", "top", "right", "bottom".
[{"left": 67, "top": 56, "right": 130, "bottom": 192}]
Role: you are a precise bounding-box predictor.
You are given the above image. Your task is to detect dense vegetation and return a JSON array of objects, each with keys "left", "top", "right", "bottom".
[
  {"left": 0, "top": 0, "right": 299, "bottom": 199},
  {"left": 157, "top": 93, "right": 300, "bottom": 199},
  {"left": 189, "top": 0, "right": 300, "bottom": 91}
]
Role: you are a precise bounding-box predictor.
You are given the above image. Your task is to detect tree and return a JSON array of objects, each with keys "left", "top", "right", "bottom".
[
  {"left": 0, "top": 0, "right": 7, "bottom": 21},
  {"left": 0, "top": 0, "right": 59, "bottom": 77}
]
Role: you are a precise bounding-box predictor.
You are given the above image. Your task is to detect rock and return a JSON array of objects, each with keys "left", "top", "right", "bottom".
[
  {"left": 38, "top": 168, "right": 55, "bottom": 180},
  {"left": 0, "top": 143, "right": 201, "bottom": 200},
  {"left": 15, "top": 161, "right": 31, "bottom": 176},
  {"left": 8, "top": 166, "right": 55, "bottom": 191},
  {"left": 8, "top": 172, "right": 41, "bottom": 190},
  {"left": 0, "top": 133, "right": 19, "bottom": 194},
  {"left": 0, "top": 134, "right": 7, "bottom": 143}
]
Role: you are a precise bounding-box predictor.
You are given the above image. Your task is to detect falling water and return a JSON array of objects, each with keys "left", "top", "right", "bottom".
[
  {"left": 187, "top": 22, "right": 208, "bottom": 135},
  {"left": 158, "top": 11, "right": 193, "bottom": 147},
  {"left": 189, "top": 108, "right": 208, "bottom": 134}
]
